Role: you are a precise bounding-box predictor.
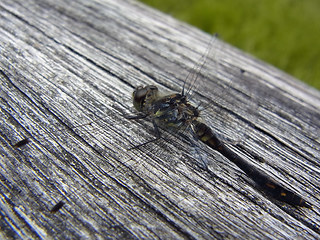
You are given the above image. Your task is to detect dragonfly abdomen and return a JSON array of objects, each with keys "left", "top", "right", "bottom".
[{"left": 192, "top": 121, "right": 310, "bottom": 207}]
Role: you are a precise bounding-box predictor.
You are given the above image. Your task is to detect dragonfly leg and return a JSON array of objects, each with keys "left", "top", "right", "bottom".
[{"left": 123, "top": 113, "right": 148, "bottom": 120}]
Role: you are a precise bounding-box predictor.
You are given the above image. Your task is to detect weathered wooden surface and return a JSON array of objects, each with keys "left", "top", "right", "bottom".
[{"left": 0, "top": 0, "right": 320, "bottom": 239}]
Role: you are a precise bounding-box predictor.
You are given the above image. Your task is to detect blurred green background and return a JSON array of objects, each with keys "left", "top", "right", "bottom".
[{"left": 139, "top": 0, "right": 320, "bottom": 90}]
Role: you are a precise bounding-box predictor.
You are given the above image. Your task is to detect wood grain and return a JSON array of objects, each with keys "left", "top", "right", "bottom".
[{"left": 0, "top": 0, "right": 319, "bottom": 239}]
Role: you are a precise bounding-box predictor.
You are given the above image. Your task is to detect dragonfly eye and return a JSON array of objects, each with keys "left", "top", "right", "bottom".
[{"left": 133, "top": 85, "right": 158, "bottom": 112}]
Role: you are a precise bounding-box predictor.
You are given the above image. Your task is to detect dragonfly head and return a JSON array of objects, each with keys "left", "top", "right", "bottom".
[{"left": 133, "top": 85, "right": 158, "bottom": 112}]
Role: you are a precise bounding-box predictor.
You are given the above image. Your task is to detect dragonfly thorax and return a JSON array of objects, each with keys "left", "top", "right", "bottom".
[{"left": 133, "top": 85, "right": 200, "bottom": 129}]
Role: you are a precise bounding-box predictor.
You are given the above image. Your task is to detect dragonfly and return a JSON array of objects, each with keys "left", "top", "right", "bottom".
[
  {"left": 12, "top": 37, "right": 310, "bottom": 208},
  {"left": 125, "top": 83, "right": 311, "bottom": 207}
]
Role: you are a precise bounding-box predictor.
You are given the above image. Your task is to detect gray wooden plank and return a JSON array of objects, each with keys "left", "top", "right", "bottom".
[{"left": 0, "top": 0, "right": 319, "bottom": 239}]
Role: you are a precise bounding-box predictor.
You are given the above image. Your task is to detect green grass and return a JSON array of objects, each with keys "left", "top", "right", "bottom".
[{"left": 139, "top": 0, "right": 320, "bottom": 90}]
